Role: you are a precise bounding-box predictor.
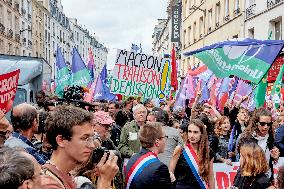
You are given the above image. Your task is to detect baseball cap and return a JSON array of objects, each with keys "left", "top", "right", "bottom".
[{"left": 93, "top": 111, "right": 114, "bottom": 125}]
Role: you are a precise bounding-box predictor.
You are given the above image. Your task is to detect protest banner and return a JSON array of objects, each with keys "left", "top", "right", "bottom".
[
  {"left": 110, "top": 49, "right": 170, "bottom": 99},
  {"left": 0, "top": 69, "right": 20, "bottom": 113},
  {"left": 213, "top": 158, "right": 284, "bottom": 189}
]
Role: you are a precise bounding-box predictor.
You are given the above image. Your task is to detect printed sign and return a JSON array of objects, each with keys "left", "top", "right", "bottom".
[
  {"left": 214, "top": 158, "right": 284, "bottom": 189},
  {"left": 110, "top": 49, "right": 170, "bottom": 99},
  {"left": 171, "top": 4, "right": 182, "bottom": 43},
  {"left": 0, "top": 69, "right": 20, "bottom": 113}
]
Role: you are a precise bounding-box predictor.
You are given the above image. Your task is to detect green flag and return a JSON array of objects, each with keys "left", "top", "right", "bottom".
[
  {"left": 255, "top": 72, "right": 268, "bottom": 108},
  {"left": 271, "top": 65, "right": 284, "bottom": 108}
]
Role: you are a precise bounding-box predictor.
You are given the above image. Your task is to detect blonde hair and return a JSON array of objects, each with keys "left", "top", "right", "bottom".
[{"left": 240, "top": 143, "right": 269, "bottom": 176}]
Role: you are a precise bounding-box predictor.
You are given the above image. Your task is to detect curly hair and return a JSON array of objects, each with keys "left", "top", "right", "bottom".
[
  {"left": 214, "top": 116, "right": 231, "bottom": 137},
  {"left": 240, "top": 143, "right": 269, "bottom": 176},
  {"left": 45, "top": 105, "right": 93, "bottom": 150},
  {"left": 240, "top": 108, "right": 274, "bottom": 150},
  {"left": 188, "top": 119, "right": 210, "bottom": 182}
]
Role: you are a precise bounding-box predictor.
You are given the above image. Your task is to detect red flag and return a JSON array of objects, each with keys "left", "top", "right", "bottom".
[{"left": 171, "top": 44, "right": 178, "bottom": 91}]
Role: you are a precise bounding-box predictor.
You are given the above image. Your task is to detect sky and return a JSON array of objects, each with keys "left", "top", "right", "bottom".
[{"left": 61, "top": 0, "right": 168, "bottom": 69}]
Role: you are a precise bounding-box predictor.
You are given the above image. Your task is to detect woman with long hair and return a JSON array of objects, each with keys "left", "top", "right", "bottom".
[
  {"left": 232, "top": 142, "right": 270, "bottom": 189},
  {"left": 214, "top": 116, "right": 235, "bottom": 164},
  {"left": 170, "top": 119, "right": 215, "bottom": 189},
  {"left": 237, "top": 108, "right": 280, "bottom": 183}
]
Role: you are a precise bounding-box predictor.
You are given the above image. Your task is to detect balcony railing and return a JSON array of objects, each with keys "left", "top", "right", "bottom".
[
  {"left": 233, "top": 7, "right": 241, "bottom": 17},
  {"left": 7, "top": 29, "right": 13, "bottom": 38},
  {"left": 267, "top": 0, "right": 284, "bottom": 9},
  {"left": 246, "top": 4, "right": 256, "bottom": 19},
  {"left": 6, "top": 0, "right": 12, "bottom": 7},
  {"left": 28, "top": 14, "right": 32, "bottom": 20},
  {"left": 224, "top": 15, "right": 230, "bottom": 22},
  {"left": 14, "top": 3, "right": 19, "bottom": 12},
  {"left": 21, "top": 8, "right": 26, "bottom": 15},
  {"left": 28, "top": 40, "right": 32, "bottom": 48},
  {"left": 15, "top": 33, "right": 20, "bottom": 43},
  {"left": 0, "top": 23, "right": 5, "bottom": 34}
]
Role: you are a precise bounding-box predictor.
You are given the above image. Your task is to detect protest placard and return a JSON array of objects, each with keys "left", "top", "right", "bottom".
[
  {"left": 110, "top": 49, "right": 170, "bottom": 99},
  {"left": 214, "top": 158, "right": 284, "bottom": 189},
  {"left": 0, "top": 69, "right": 20, "bottom": 113}
]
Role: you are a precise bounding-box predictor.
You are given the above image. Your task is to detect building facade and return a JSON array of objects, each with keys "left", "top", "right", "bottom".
[
  {"left": 0, "top": 0, "right": 32, "bottom": 56},
  {"left": 32, "top": 0, "right": 44, "bottom": 57},
  {"left": 181, "top": 0, "right": 244, "bottom": 73},
  {"left": 244, "top": 0, "right": 283, "bottom": 40}
]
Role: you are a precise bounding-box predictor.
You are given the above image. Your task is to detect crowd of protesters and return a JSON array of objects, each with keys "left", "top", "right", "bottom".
[{"left": 1, "top": 88, "right": 284, "bottom": 189}]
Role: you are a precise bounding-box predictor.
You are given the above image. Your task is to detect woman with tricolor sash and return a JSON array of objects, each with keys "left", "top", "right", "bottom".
[{"left": 169, "top": 119, "right": 215, "bottom": 189}]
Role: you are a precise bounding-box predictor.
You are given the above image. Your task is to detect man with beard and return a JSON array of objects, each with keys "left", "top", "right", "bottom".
[{"left": 119, "top": 104, "right": 147, "bottom": 158}]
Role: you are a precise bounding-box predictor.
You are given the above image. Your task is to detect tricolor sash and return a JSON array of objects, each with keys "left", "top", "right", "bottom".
[
  {"left": 183, "top": 143, "right": 207, "bottom": 189},
  {"left": 125, "top": 151, "right": 159, "bottom": 189}
]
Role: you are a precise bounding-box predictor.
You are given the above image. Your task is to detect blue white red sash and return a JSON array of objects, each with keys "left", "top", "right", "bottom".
[
  {"left": 125, "top": 151, "right": 159, "bottom": 189},
  {"left": 183, "top": 143, "right": 207, "bottom": 189}
]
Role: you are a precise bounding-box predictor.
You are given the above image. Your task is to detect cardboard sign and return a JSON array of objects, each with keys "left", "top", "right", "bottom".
[
  {"left": 110, "top": 49, "right": 170, "bottom": 99},
  {"left": 0, "top": 69, "right": 20, "bottom": 113}
]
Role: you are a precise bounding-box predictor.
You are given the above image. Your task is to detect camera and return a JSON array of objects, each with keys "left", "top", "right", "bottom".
[{"left": 92, "top": 147, "right": 110, "bottom": 164}]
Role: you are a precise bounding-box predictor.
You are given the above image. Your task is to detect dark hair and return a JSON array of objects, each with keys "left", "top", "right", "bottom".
[
  {"left": 155, "top": 110, "right": 169, "bottom": 126},
  {"left": 45, "top": 105, "right": 93, "bottom": 150},
  {"left": 0, "top": 147, "right": 34, "bottom": 188},
  {"left": 109, "top": 102, "right": 119, "bottom": 109},
  {"left": 115, "top": 110, "right": 129, "bottom": 127},
  {"left": 179, "top": 120, "right": 189, "bottom": 133},
  {"left": 11, "top": 104, "right": 38, "bottom": 131},
  {"left": 197, "top": 113, "right": 214, "bottom": 136}
]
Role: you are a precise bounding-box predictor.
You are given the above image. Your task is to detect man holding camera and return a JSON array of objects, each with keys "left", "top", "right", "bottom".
[
  {"left": 125, "top": 122, "right": 171, "bottom": 189},
  {"left": 41, "top": 105, "right": 119, "bottom": 189}
]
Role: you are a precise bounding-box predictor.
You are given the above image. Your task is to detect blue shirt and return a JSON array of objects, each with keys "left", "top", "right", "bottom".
[{"left": 5, "top": 132, "right": 49, "bottom": 165}]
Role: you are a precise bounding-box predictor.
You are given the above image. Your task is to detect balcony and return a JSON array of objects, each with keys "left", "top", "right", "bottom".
[
  {"left": 15, "top": 33, "right": 20, "bottom": 43},
  {"left": 6, "top": 0, "right": 12, "bottom": 7},
  {"left": 246, "top": 4, "right": 256, "bottom": 19},
  {"left": 7, "top": 29, "right": 13, "bottom": 38},
  {"left": 233, "top": 7, "right": 241, "bottom": 17},
  {"left": 0, "top": 23, "right": 5, "bottom": 35},
  {"left": 22, "top": 38, "right": 26, "bottom": 43},
  {"left": 215, "top": 22, "right": 220, "bottom": 28},
  {"left": 21, "top": 8, "right": 26, "bottom": 15},
  {"left": 28, "top": 40, "right": 32, "bottom": 48},
  {"left": 14, "top": 3, "right": 19, "bottom": 12},
  {"left": 267, "top": 0, "right": 284, "bottom": 9},
  {"left": 224, "top": 15, "right": 230, "bottom": 22}
]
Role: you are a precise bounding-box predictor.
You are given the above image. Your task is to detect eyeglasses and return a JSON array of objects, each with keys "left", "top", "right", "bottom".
[
  {"left": 258, "top": 121, "right": 273, "bottom": 127},
  {"left": 80, "top": 134, "right": 102, "bottom": 146}
]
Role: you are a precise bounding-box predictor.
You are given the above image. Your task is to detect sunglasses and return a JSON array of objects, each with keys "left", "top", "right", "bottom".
[{"left": 258, "top": 121, "right": 273, "bottom": 127}]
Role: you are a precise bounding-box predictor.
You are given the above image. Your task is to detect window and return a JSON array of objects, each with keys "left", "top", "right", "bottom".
[
  {"left": 225, "top": 0, "right": 229, "bottom": 16},
  {"left": 235, "top": 0, "right": 239, "bottom": 10},
  {"left": 208, "top": 9, "right": 212, "bottom": 30},
  {"left": 0, "top": 39, "right": 4, "bottom": 53},
  {"left": 188, "top": 26, "right": 191, "bottom": 45},
  {"left": 248, "top": 28, "right": 254, "bottom": 38},
  {"left": 199, "top": 17, "right": 204, "bottom": 37},
  {"left": 275, "top": 20, "right": 282, "bottom": 40},
  {"left": 232, "top": 34, "right": 238, "bottom": 38},
  {"left": 7, "top": 11, "right": 12, "bottom": 29},
  {"left": 183, "top": 29, "right": 186, "bottom": 47},
  {"left": 0, "top": 5, "right": 3, "bottom": 24},
  {"left": 216, "top": 2, "right": 220, "bottom": 24},
  {"left": 193, "top": 22, "right": 196, "bottom": 41}
]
